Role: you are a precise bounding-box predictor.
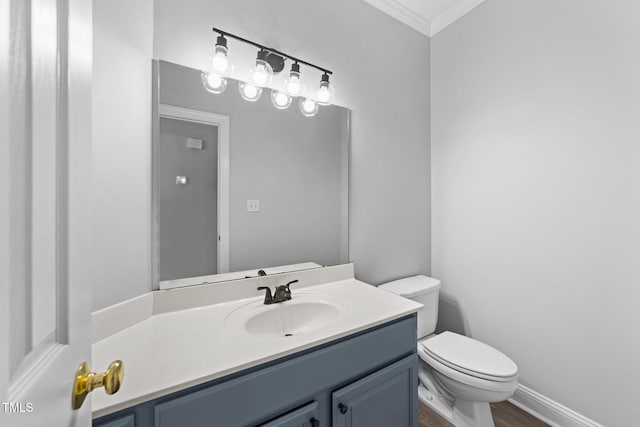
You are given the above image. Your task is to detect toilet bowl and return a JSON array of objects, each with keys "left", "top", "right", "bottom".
[{"left": 380, "top": 276, "right": 518, "bottom": 427}]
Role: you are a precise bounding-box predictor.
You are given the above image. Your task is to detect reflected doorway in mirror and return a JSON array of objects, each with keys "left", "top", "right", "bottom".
[{"left": 154, "top": 103, "right": 231, "bottom": 284}]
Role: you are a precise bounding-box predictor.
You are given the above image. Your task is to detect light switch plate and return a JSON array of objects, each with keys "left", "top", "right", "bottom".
[{"left": 247, "top": 199, "right": 260, "bottom": 212}]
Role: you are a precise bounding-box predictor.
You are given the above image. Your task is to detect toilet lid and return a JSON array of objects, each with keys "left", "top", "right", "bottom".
[
  {"left": 379, "top": 275, "right": 441, "bottom": 298},
  {"left": 421, "top": 332, "right": 518, "bottom": 381}
]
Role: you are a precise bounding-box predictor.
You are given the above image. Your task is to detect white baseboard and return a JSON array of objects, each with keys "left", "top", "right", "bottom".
[{"left": 509, "top": 384, "right": 604, "bottom": 427}]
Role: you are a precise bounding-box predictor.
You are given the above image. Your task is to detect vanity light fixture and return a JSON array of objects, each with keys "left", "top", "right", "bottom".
[{"left": 204, "top": 27, "right": 335, "bottom": 116}]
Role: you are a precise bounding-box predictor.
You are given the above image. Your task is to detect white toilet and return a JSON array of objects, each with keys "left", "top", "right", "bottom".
[{"left": 380, "top": 276, "right": 518, "bottom": 427}]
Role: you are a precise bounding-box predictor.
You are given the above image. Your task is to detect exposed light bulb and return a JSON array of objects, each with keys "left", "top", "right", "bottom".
[
  {"left": 284, "top": 62, "right": 305, "bottom": 97},
  {"left": 299, "top": 97, "right": 319, "bottom": 117},
  {"left": 287, "top": 77, "right": 301, "bottom": 95},
  {"left": 212, "top": 51, "right": 229, "bottom": 73},
  {"left": 318, "top": 86, "right": 331, "bottom": 103},
  {"left": 253, "top": 64, "right": 269, "bottom": 85},
  {"left": 242, "top": 84, "right": 258, "bottom": 99},
  {"left": 207, "top": 73, "right": 222, "bottom": 87},
  {"left": 209, "top": 35, "right": 233, "bottom": 76},
  {"left": 316, "top": 73, "right": 335, "bottom": 106},
  {"left": 239, "top": 81, "right": 262, "bottom": 102},
  {"left": 249, "top": 50, "right": 273, "bottom": 87},
  {"left": 271, "top": 90, "right": 292, "bottom": 109},
  {"left": 201, "top": 71, "right": 227, "bottom": 94}
]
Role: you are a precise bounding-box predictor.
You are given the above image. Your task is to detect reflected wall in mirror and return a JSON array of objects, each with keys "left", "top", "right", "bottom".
[{"left": 152, "top": 61, "right": 350, "bottom": 288}]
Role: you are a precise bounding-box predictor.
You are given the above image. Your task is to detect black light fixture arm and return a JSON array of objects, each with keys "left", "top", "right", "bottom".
[{"left": 212, "top": 27, "right": 333, "bottom": 76}]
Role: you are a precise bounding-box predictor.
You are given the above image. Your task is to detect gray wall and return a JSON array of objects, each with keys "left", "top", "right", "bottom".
[
  {"left": 154, "top": 0, "right": 431, "bottom": 285},
  {"left": 158, "top": 118, "right": 218, "bottom": 280},
  {"left": 92, "top": 0, "right": 153, "bottom": 310},
  {"left": 431, "top": 1, "right": 640, "bottom": 425},
  {"left": 158, "top": 61, "right": 347, "bottom": 273}
]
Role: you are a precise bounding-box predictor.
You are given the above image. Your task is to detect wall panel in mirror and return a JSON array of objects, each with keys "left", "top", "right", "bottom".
[{"left": 153, "top": 61, "right": 349, "bottom": 288}]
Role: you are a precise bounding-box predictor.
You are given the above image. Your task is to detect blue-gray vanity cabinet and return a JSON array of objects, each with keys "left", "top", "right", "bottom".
[
  {"left": 93, "top": 315, "right": 417, "bottom": 427},
  {"left": 332, "top": 355, "right": 418, "bottom": 427}
]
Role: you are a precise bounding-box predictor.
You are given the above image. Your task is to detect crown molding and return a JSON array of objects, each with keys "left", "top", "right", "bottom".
[
  {"left": 429, "top": 0, "right": 485, "bottom": 36},
  {"left": 362, "top": 0, "right": 486, "bottom": 37},
  {"left": 361, "top": 0, "right": 431, "bottom": 36}
]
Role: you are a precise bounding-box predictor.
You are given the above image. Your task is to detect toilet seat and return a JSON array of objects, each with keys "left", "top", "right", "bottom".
[
  {"left": 417, "top": 344, "right": 518, "bottom": 395},
  {"left": 420, "top": 332, "right": 518, "bottom": 383}
]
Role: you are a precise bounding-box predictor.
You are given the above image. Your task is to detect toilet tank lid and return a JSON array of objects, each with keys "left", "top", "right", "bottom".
[{"left": 379, "top": 275, "right": 441, "bottom": 298}]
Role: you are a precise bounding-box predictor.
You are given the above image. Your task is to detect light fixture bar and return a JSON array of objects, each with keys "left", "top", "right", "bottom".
[{"left": 212, "top": 27, "right": 333, "bottom": 76}]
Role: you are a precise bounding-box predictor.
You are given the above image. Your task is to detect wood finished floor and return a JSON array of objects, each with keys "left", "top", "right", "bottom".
[{"left": 419, "top": 401, "right": 550, "bottom": 427}]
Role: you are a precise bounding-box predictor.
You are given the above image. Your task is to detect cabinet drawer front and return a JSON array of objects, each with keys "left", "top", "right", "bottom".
[
  {"left": 155, "top": 316, "right": 416, "bottom": 427},
  {"left": 332, "top": 354, "right": 418, "bottom": 427},
  {"left": 258, "top": 401, "right": 319, "bottom": 427},
  {"left": 94, "top": 414, "right": 135, "bottom": 427}
]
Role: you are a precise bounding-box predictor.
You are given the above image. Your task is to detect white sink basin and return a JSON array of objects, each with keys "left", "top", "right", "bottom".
[{"left": 225, "top": 294, "right": 350, "bottom": 338}]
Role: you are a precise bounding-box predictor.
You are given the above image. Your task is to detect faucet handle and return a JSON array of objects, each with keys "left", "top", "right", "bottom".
[
  {"left": 257, "top": 286, "right": 273, "bottom": 304},
  {"left": 284, "top": 280, "right": 298, "bottom": 291},
  {"left": 283, "top": 280, "right": 298, "bottom": 299}
]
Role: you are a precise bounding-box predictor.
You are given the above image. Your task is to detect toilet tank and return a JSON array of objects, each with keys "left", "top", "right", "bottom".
[{"left": 379, "top": 275, "right": 441, "bottom": 339}]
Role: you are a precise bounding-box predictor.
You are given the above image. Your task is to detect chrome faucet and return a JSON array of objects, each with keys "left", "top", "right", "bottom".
[{"left": 257, "top": 280, "right": 298, "bottom": 305}]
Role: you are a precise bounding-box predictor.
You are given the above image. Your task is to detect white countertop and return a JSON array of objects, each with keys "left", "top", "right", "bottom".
[{"left": 91, "top": 269, "right": 421, "bottom": 418}]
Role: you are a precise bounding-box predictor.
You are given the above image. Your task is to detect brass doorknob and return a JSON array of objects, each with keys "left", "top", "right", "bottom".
[{"left": 71, "top": 360, "right": 124, "bottom": 410}]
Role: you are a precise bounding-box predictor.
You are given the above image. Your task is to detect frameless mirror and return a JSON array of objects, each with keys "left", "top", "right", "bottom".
[{"left": 152, "top": 61, "right": 350, "bottom": 289}]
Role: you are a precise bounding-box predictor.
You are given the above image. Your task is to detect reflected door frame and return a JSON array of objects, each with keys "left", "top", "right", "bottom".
[{"left": 154, "top": 104, "right": 230, "bottom": 288}]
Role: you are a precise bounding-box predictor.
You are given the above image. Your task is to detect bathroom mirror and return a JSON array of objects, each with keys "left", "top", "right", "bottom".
[{"left": 152, "top": 60, "right": 350, "bottom": 289}]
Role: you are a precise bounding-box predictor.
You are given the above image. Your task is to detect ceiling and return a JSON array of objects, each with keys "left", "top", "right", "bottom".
[{"left": 361, "top": 0, "right": 485, "bottom": 37}]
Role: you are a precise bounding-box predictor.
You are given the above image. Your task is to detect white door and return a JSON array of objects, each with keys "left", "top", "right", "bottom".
[{"left": 1, "top": 0, "right": 93, "bottom": 426}]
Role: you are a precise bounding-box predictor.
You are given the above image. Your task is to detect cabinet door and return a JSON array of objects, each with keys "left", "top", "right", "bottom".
[
  {"left": 93, "top": 414, "right": 135, "bottom": 427},
  {"left": 332, "top": 355, "right": 418, "bottom": 427},
  {"left": 258, "top": 401, "right": 319, "bottom": 427}
]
